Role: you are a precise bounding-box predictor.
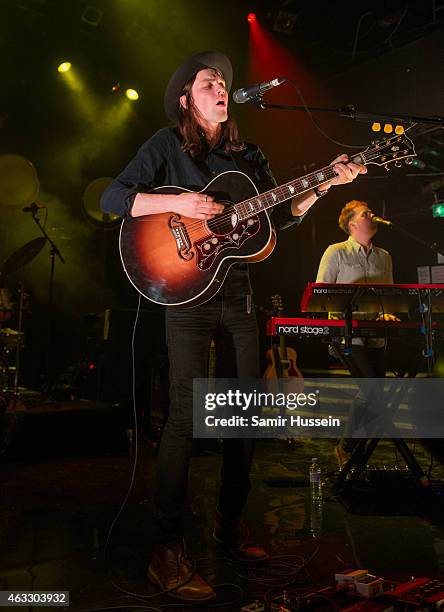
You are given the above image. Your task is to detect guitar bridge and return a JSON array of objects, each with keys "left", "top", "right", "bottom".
[{"left": 169, "top": 215, "right": 193, "bottom": 261}]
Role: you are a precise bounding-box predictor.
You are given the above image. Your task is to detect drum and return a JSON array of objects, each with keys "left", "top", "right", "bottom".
[
  {"left": 0, "top": 288, "right": 12, "bottom": 323},
  {"left": 0, "top": 328, "right": 24, "bottom": 350}
]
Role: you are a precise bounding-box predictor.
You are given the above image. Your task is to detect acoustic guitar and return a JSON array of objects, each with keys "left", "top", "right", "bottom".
[
  {"left": 119, "top": 133, "right": 415, "bottom": 307},
  {"left": 263, "top": 294, "right": 303, "bottom": 383}
]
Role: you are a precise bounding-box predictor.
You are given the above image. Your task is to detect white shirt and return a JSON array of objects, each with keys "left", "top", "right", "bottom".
[
  {"left": 316, "top": 235, "right": 393, "bottom": 285},
  {"left": 316, "top": 235, "right": 393, "bottom": 347}
]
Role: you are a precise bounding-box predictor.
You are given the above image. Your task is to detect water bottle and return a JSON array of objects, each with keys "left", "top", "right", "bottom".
[
  {"left": 310, "top": 497, "right": 323, "bottom": 538},
  {"left": 309, "top": 457, "right": 322, "bottom": 501}
]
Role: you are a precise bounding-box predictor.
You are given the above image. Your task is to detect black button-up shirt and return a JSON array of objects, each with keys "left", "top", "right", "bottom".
[{"left": 101, "top": 127, "right": 304, "bottom": 296}]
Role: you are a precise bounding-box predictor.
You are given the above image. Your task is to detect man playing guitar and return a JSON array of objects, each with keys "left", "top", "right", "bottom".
[{"left": 101, "top": 50, "right": 365, "bottom": 603}]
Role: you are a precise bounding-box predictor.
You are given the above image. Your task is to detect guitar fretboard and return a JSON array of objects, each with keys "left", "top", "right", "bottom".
[
  {"left": 230, "top": 131, "right": 414, "bottom": 220},
  {"left": 235, "top": 160, "right": 362, "bottom": 221}
]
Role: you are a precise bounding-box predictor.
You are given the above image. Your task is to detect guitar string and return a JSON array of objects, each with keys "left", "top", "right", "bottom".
[
  {"left": 185, "top": 130, "right": 413, "bottom": 237},
  {"left": 183, "top": 152, "right": 409, "bottom": 240},
  {"left": 182, "top": 140, "right": 413, "bottom": 236},
  {"left": 178, "top": 138, "right": 413, "bottom": 238},
  {"left": 181, "top": 158, "right": 390, "bottom": 239},
  {"left": 182, "top": 165, "right": 339, "bottom": 236}
]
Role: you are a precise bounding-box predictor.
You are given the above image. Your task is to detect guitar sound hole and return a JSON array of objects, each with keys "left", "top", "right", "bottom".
[{"left": 207, "top": 203, "right": 238, "bottom": 236}]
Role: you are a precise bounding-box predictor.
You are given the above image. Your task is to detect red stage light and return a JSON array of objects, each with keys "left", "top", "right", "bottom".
[{"left": 247, "top": 12, "right": 256, "bottom": 23}]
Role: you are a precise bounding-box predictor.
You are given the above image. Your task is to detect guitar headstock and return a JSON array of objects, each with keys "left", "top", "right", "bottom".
[
  {"left": 271, "top": 294, "right": 284, "bottom": 317},
  {"left": 353, "top": 133, "right": 417, "bottom": 169}
]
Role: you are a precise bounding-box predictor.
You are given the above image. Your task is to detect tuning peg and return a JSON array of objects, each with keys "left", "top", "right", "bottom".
[
  {"left": 394, "top": 160, "right": 402, "bottom": 168},
  {"left": 405, "top": 157, "right": 413, "bottom": 165}
]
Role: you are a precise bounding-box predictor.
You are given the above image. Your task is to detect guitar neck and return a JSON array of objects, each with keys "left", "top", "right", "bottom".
[
  {"left": 279, "top": 332, "right": 288, "bottom": 361},
  {"left": 236, "top": 163, "right": 343, "bottom": 221},
  {"left": 234, "top": 130, "right": 415, "bottom": 220}
]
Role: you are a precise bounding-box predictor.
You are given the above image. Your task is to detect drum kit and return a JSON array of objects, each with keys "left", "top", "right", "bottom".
[
  {"left": 0, "top": 238, "right": 48, "bottom": 391},
  {"left": 0, "top": 154, "right": 44, "bottom": 393},
  {"left": 0, "top": 153, "right": 117, "bottom": 395}
]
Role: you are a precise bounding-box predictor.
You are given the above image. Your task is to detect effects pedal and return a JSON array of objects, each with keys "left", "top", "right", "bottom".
[
  {"left": 382, "top": 577, "right": 444, "bottom": 608},
  {"left": 241, "top": 602, "right": 265, "bottom": 612},
  {"left": 270, "top": 591, "right": 293, "bottom": 611},
  {"left": 335, "top": 569, "right": 369, "bottom": 586},
  {"left": 354, "top": 574, "right": 385, "bottom": 599},
  {"left": 341, "top": 601, "right": 394, "bottom": 612}
]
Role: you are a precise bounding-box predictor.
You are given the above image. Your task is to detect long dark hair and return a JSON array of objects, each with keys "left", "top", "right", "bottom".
[{"left": 177, "top": 70, "right": 245, "bottom": 159}]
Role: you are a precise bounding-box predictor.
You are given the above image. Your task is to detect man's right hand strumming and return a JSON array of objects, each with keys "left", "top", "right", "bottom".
[
  {"left": 173, "top": 192, "right": 224, "bottom": 220},
  {"left": 131, "top": 190, "right": 224, "bottom": 218}
]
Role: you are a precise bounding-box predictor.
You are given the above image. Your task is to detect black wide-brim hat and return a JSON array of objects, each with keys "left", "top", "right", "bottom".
[{"left": 164, "top": 50, "right": 233, "bottom": 123}]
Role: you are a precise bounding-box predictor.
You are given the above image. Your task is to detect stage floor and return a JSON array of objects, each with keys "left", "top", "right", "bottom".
[{"left": 1, "top": 437, "right": 444, "bottom": 611}]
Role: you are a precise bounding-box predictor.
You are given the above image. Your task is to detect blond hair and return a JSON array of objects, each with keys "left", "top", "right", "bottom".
[{"left": 338, "top": 200, "right": 368, "bottom": 234}]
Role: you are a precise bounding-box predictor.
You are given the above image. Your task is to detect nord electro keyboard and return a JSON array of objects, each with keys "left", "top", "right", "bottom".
[
  {"left": 266, "top": 317, "right": 443, "bottom": 338},
  {"left": 301, "top": 283, "right": 444, "bottom": 313}
]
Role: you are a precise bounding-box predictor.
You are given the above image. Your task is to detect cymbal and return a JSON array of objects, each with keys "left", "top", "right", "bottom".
[
  {"left": 82, "top": 177, "right": 120, "bottom": 228},
  {"left": 1, "top": 237, "right": 46, "bottom": 278},
  {"left": 0, "top": 154, "right": 40, "bottom": 206}
]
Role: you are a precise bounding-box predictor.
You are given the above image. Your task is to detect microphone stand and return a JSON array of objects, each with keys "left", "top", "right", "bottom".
[
  {"left": 380, "top": 222, "right": 444, "bottom": 258},
  {"left": 249, "top": 96, "right": 444, "bottom": 127},
  {"left": 30, "top": 210, "right": 66, "bottom": 391},
  {"left": 251, "top": 95, "right": 444, "bottom": 254}
]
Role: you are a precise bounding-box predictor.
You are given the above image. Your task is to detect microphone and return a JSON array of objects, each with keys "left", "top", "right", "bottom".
[
  {"left": 232, "top": 77, "right": 286, "bottom": 104},
  {"left": 371, "top": 214, "right": 393, "bottom": 227},
  {"left": 22, "top": 203, "right": 46, "bottom": 213}
]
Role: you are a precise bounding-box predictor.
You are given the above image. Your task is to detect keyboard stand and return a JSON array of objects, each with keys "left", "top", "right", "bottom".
[
  {"left": 330, "top": 342, "right": 431, "bottom": 492},
  {"left": 335, "top": 437, "right": 430, "bottom": 490}
]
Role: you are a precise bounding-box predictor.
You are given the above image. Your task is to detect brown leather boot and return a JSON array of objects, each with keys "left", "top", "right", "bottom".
[
  {"left": 213, "top": 511, "right": 269, "bottom": 562},
  {"left": 334, "top": 444, "right": 351, "bottom": 469},
  {"left": 147, "top": 541, "right": 216, "bottom": 603}
]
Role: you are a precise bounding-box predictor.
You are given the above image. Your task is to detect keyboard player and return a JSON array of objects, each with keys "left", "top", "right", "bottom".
[{"left": 316, "top": 200, "right": 397, "bottom": 468}]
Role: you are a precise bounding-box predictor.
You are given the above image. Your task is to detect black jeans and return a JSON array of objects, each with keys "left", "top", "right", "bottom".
[{"left": 154, "top": 294, "right": 259, "bottom": 543}]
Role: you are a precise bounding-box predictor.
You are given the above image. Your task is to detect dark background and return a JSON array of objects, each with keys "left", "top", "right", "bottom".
[{"left": 1, "top": 0, "right": 443, "bottom": 387}]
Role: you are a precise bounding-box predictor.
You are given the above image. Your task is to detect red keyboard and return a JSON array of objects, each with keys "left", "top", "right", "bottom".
[
  {"left": 301, "top": 283, "right": 444, "bottom": 313},
  {"left": 267, "top": 317, "right": 443, "bottom": 338}
]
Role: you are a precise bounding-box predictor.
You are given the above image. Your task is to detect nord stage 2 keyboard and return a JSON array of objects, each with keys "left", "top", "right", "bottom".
[{"left": 267, "top": 318, "right": 443, "bottom": 338}]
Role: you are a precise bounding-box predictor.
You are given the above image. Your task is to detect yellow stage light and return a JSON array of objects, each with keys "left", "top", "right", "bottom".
[
  {"left": 58, "top": 62, "right": 72, "bottom": 73},
  {"left": 371, "top": 122, "right": 381, "bottom": 132},
  {"left": 125, "top": 88, "right": 139, "bottom": 101},
  {"left": 395, "top": 125, "right": 404, "bottom": 134},
  {"left": 383, "top": 123, "right": 393, "bottom": 133}
]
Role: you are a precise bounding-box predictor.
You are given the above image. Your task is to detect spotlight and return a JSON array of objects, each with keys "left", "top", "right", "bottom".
[
  {"left": 81, "top": 5, "right": 103, "bottom": 27},
  {"left": 125, "top": 89, "right": 139, "bottom": 101},
  {"left": 58, "top": 62, "right": 72, "bottom": 73},
  {"left": 273, "top": 10, "right": 297, "bottom": 34},
  {"left": 247, "top": 12, "right": 256, "bottom": 23},
  {"left": 432, "top": 202, "right": 444, "bottom": 218},
  {"left": 412, "top": 159, "right": 426, "bottom": 170},
  {"left": 372, "top": 122, "right": 405, "bottom": 134}
]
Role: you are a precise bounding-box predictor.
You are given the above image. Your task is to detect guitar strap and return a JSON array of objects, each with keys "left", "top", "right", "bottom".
[
  {"left": 191, "top": 149, "right": 256, "bottom": 184},
  {"left": 230, "top": 150, "right": 256, "bottom": 183},
  {"left": 186, "top": 127, "right": 256, "bottom": 183},
  {"left": 191, "top": 155, "right": 213, "bottom": 180}
]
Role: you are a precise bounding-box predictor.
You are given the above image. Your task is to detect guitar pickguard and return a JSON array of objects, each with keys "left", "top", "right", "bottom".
[{"left": 194, "top": 216, "right": 260, "bottom": 271}]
